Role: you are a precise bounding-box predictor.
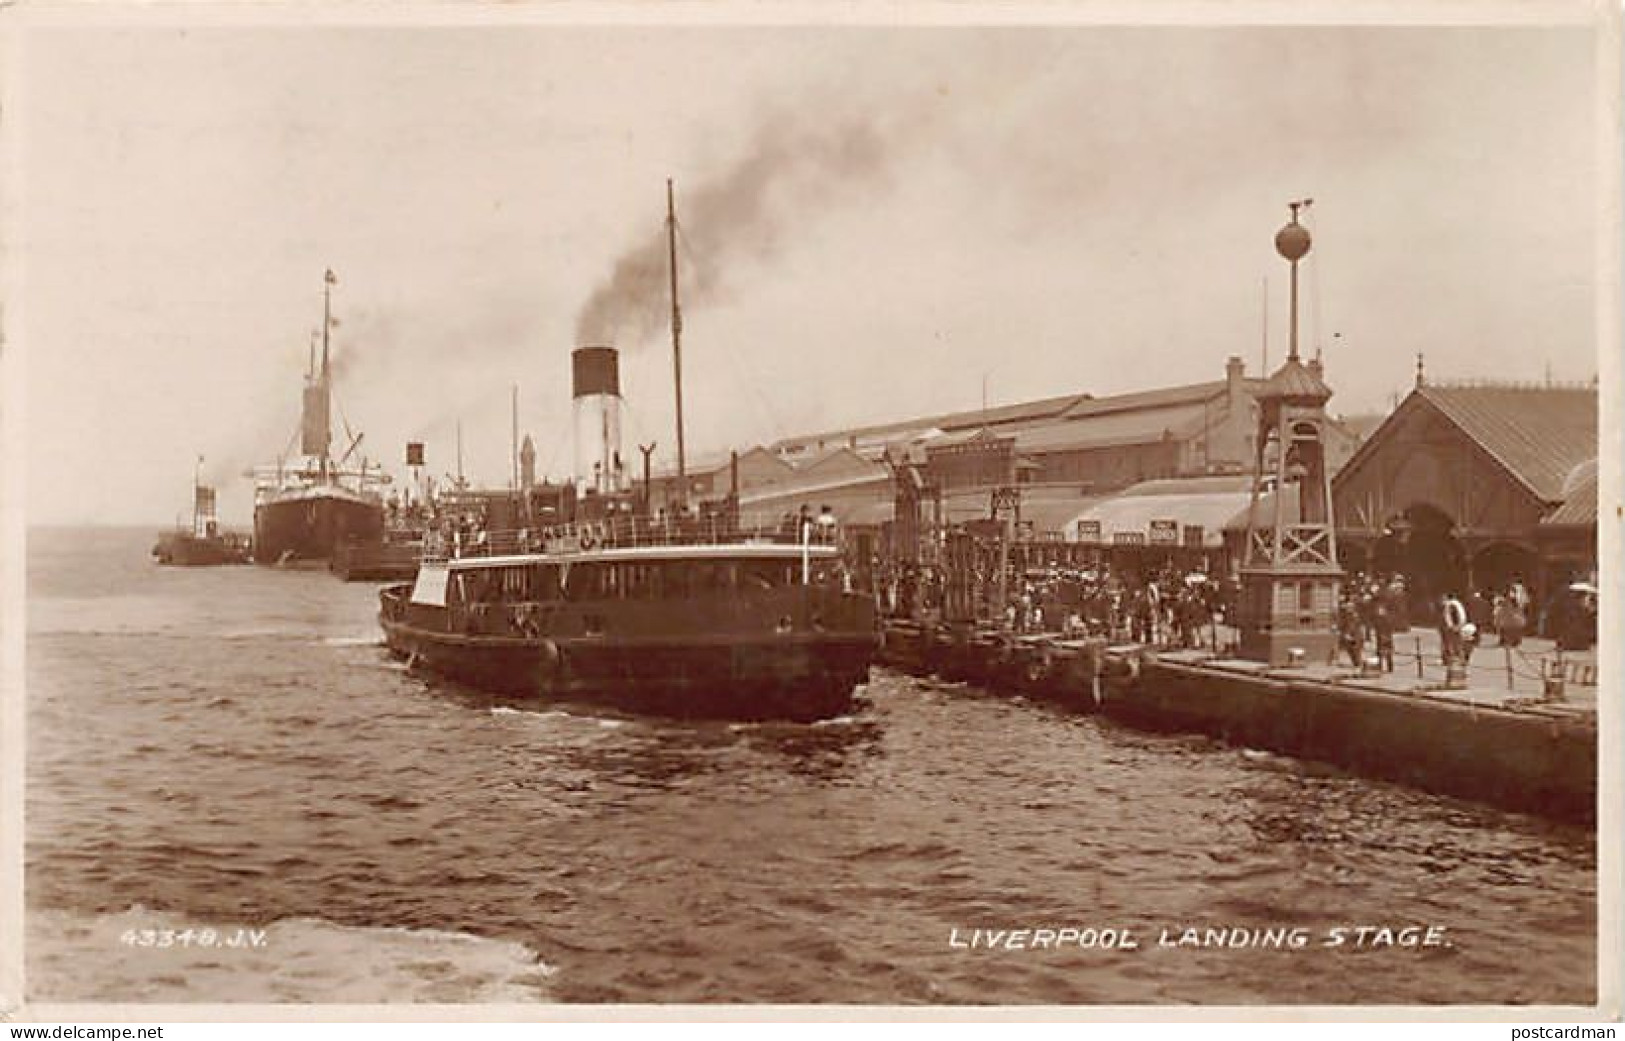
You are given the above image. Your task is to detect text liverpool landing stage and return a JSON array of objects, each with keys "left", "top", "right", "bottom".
[{"left": 947, "top": 925, "right": 1452, "bottom": 951}]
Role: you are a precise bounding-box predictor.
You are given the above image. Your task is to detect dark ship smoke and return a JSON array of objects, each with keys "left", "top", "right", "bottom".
[{"left": 573, "top": 113, "right": 907, "bottom": 349}]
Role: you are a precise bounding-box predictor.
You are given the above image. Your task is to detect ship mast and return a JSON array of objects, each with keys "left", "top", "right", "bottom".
[
  {"left": 667, "top": 178, "right": 687, "bottom": 509},
  {"left": 320, "top": 268, "right": 335, "bottom": 480},
  {"left": 193, "top": 453, "right": 203, "bottom": 536}
]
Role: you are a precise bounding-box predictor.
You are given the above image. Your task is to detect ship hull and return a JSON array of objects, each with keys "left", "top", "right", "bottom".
[
  {"left": 152, "top": 533, "right": 251, "bottom": 566},
  {"left": 254, "top": 490, "right": 384, "bottom": 564},
  {"left": 381, "top": 619, "right": 872, "bottom": 721},
  {"left": 331, "top": 537, "right": 423, "bottom": 582},
  {"left": 379, "top": 583, "right": 877, "bottom": 722}
]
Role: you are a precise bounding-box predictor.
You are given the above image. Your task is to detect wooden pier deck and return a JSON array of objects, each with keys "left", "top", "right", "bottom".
[{"left": 878, "top": 621, "right": 1598, "bottom": 824}]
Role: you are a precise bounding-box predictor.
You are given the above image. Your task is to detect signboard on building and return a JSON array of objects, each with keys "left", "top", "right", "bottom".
[
  {"left": 1149, "top": 519, "right": 1179, "bottom": 545},
  {"left": 1113, "top": 531, "right": 1147, "bottom": 546},
  {"left": 1076, "top": 519, "right": 1102, "bottom": 543},
  {"left": 406, "top": 442, "right": 425, "bottom": 466}
]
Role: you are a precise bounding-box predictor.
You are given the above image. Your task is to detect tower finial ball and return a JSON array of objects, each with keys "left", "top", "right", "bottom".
[{"left": 1275, "top": 221, "right": 1312, "bottom": 261}]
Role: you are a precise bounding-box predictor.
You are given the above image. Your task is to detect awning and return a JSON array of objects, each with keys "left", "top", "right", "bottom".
[{"left": 1065, "top": 478, "right": 1279, "bottom": 548}]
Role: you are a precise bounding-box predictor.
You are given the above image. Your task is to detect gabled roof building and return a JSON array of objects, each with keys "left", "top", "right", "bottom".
[{"left": 1331, "top": 378, "right": 1598, "bottom": 608}]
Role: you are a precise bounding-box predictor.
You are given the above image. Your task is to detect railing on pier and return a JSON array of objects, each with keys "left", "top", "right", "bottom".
[{"left": 421, "top": 511, "right": 841, "bottom": 563}]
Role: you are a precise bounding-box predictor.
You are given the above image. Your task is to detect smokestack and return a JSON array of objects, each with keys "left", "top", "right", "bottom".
[{"left": 572, "top": 344, "right": 624, "bottom": 495}]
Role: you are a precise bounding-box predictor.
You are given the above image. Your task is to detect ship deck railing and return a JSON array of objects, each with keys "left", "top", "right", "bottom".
[{"left": 420, "top": 513, "right": 840, "bottom": 564}]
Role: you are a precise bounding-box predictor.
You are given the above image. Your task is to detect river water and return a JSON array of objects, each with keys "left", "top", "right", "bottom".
[{"left": 24, "top": 527, "right": 1596, "bottom": 1005}]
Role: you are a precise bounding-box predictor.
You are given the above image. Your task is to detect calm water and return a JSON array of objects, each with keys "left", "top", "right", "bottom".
[{"left": 25, "top": 527, "right": 1596, "bottom": 1005}]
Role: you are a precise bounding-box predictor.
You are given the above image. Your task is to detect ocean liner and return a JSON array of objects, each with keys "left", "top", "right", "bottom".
[{"left": 251, "top": 271, "right": 387, "bottom": 564}]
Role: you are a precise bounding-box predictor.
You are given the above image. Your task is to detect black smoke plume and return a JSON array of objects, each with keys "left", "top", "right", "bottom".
[{"left": 573, "top": 111, "right": 908, "bottom": 349}]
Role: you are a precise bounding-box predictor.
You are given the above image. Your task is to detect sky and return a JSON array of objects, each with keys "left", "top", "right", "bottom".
[{"left": 11, "top": 14, "right": 1607, "bottom": 526}]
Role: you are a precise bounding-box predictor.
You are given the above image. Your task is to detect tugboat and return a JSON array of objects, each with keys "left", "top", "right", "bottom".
[
  {"left": 152, "top": 461, "right": 252, "bottom": 565},
  {"left": 378, "top": 182, "right": 877, "bottom": 720},
  {"left": 250, "top": 270, "right": 388, "bottom": 564}
]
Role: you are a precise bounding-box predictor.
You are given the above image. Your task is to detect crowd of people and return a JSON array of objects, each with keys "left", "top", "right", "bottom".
[
  {"left": 1335, "top": 572, "right": 1596, "bottom": 671},
  {"left": 878, "top": 559, "right": 1240, "bottom": 648},
  {"left": 1333, "top": 574, "right": 1414, "bottom": 671},
  {"left": 881, "top": 557, "right": 1601, "bottom": 668}
]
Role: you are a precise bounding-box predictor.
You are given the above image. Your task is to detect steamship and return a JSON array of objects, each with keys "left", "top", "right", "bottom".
[
  {"left": 153, "top": 468, "right": 251, "bottom": 565},
  {"left": 378, "top": 526, "right": 877, "bottom": 721},
  {"left": 378, "top": 183, "right": 878, "bottom": 720},
  {"left": 250, "top": 271, "right": 388, "bottom": 564}
]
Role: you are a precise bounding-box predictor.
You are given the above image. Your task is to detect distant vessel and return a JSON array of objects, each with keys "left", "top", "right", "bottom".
[
  {"left": 153, "top": 465, "right": 251, "bottom": 566},
  {"left": 250, "top": 271, "right": 387, "bottom": 565},
  {"left": 331, "top": 527, "right": 424, "bottom": 582},
  {"left": 378, "top": 181, "right": 877, "bottom": 720}
]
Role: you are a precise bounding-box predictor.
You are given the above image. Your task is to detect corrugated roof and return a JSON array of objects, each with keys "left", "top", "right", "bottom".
[
  {"left": 926, "top": 427, "right": 1012, "bottom": 450},
  {"left": 1118, "top": 474, "right": 1255, "bottom": 497},
  {"left": 1541, "top": 470, "right": 1598, "bottom": 527},
  {"left": 1019, "top": 492, "right": 1111, "bottom": 533},
  {"left": 1058, "top": 379, "right": 1240, "bottom": 420},
  {"left": 934, "top": 393, "right": 1091, "bottom": 431},
  {"left": 770, "top": 417, "right": 937, "bottom": 455},
  {"left": 648, "top": 445, "right": 793, "bottom": 481},
  {"left": 935, "top": 486, "right": 1105, "bottom": 533},
  {"left": 737, "top": 469, "right": 891, "bottom": 507},
  {"left": 769, "top": 396, "right": 1082, "bottom": 455},
  {"left": 1418, "top": 384, "right": 1597, "bottom": 502},
  {"left": 1221, "top": 485, "right": 1300, "bottom": 532},
  {"left": 1260, "top": 357, "right": 1332, "bottom": 402},
  {"left": 1014, "top": 403, "right": 1210, "bottom": 453},
  {"left": 795, "top": 446, "right": 882, "bottom": 476},
  {"left": 1068, "top": 479, "right": 1262, "bottom": 547},
  {"left": 768, "top": 367, "right": 1272, "bottom": 461}
]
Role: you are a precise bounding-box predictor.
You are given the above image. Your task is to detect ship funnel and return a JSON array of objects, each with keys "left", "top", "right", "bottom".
[
  {"left": 301, "top": 377, "right": 331, "bottom": 458},
  {"left": 572, "top": 345, "right": 624, "bottom": 494}
]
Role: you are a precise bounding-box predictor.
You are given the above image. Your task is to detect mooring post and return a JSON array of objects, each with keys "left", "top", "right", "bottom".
[
  {"left": 1415, "top": 635, "right": 1424, "bottom": 679},
  {"left": 1505, "top": 646, "right": 1514, "bottom": 691}
]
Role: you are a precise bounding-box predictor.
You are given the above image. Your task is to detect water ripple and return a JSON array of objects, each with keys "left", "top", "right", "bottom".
[{"left": 23, "top": 528, "right": 1598, "bottom": 1005}]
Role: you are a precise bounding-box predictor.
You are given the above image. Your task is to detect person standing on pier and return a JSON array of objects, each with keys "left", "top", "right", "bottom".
[
  {"left": 1468, "top": 588, "right": 1494, "bottom": 652},
  {"left": 1129, "top": 585, "right": 1152, "bottom": 644},
  {"left": 1440, "top": 592, "right": 1468, "bottom": 668},
  {"left": 1337, "top": 596, "right": 1364, "bottom": 667},
  {"left": 1509, "top": 575, "right": 1531, "bottom": 618},
  {"left": 1384, "top": 575, "right": 1410, "bottom": 631},
  {"left": 1494, "top": 592, "right": 1527, "bottom": 648},
  {"left": 1372, "top": 595, "right": 1396, "bottom": 672}
]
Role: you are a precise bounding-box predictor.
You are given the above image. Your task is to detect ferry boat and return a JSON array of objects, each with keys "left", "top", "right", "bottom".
[
  {"left": 249, "top": 270, "right": 388, "bottom": 564},
  {"left": 379, "top": 520, "right": 877, "bottom": 721},
  {"left": 378, "top": 180, "right": 876, "bottom": 720}
]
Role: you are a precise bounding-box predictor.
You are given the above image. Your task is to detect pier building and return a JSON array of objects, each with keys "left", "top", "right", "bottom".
[
  {"left": 731, "top": 354, "right": 1364, "bottom": 540},
  {"left": 1332, "top": 375, "right": 1599, "bottom": 616}
]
